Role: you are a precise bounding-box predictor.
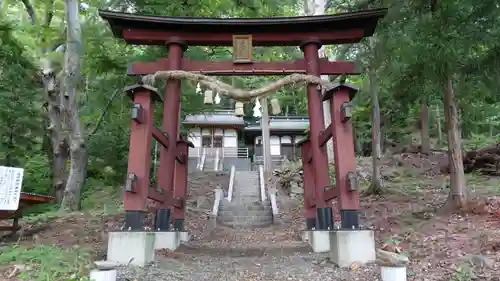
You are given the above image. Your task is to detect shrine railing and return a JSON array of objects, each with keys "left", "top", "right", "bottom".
[
  {"left": 259, "top": 165, "right": 266, "bottom": 202},
  {"left": 253, "top": 155, "right": 287, "bottom": 170},
  {"left": 189, "top": 147, "right": 249, "bottom": 158},
  {"left": 227, "top": 165, "right": 236, "bottom": 202}
]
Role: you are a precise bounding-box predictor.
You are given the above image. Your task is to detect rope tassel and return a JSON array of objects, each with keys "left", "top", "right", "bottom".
[{"left": 270, "top": 98, "right": 281, "bottom": 115}]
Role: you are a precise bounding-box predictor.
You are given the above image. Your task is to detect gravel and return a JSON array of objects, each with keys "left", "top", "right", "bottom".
[{"left": 116, "top": 251, "right": 382, "bottom": 281}]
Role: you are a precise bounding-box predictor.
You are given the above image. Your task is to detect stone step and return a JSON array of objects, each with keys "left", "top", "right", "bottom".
[
  {"left": 224, "top": 199, "right": 270, "bottom": 205},
  {"left": 219, "top": 206, "right": 272, "bottom": 212},
  {"left": 233, "top": 187, "right": 259, "bottom": 191},
  {"left": 233, "top": 192, "right": 260, "bottom": 196},
  {"left": 233, "top": 188, "right": 259, "bottom": 193},
  {"left": 217, "top": 221, "right": 273, "bottom": 229},
  {"left": 233, "top": 191, "right": 259, "bottom": 195},
  {"left": 226, "top": 197, "right": 270, "bottom": 202},
  {"left": 217, "top": 217, "right": 273, "bottom": 228},
  {"left": 217, "top": 213, "right": 273, "bottom": 221},
  {"left": 234, "top": 187, "right": 259, "bottom": 190},
  {"left": 234, "top": 182, "right": 259, "bottom": 185},
  {"left": 219, "top": 203, "right": 272, "bottom": 211},
  {"left": 234, "top": 178, "right": 259, "bottom": 182},
  {"left": 231, "top": 194, "right": 261, "bottom": 199},
  {"left": 219, "top": 200, "right": 271, "bottom": 207},
  {"left": 218, "top": 210, "right": 273, "bottom": 220},
  {"left": 235, "top": 175, "right": 259, "bottom": 178},
  {"left": 234, "top": 171, "right": 259, "bottom": 175},
  {"left": 234, "top": 182, "right": 259, "bottom": 187}
]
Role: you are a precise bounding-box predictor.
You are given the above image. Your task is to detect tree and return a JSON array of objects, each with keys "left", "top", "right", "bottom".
[
  {"left": 367, "top": 66, "right": 383, "bottom": 194},
  {"left": 59, "top": 0, "right": 86, "bottom": 211}
]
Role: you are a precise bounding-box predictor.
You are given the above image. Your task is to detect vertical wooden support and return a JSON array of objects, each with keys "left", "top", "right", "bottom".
[
  {"left": 328, "top": 84, "right": 360, "bottom": 229},
  {"left": 261, "top": 97, "right": 272, "bottom": 178},
  {"left": 300, "top": 140, "right": 316, "bottom": 230},
  {"left": 301, "top": 41, "right": 333, "bottom": 230},
  {"left": 172, "top": 139, "right": 193, "bottom": 231},
  {"left": 123, "top": 84, "right": 161, "bottom": 230},
  {"left": 156, "top": 42, "right": 185, "bottom": 231}
]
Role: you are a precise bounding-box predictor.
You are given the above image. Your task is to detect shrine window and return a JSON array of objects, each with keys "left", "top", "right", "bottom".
[
  {"left": 202, "top": 136, "right": 212, "bottom": 147},
  {"left": 213, "top": 136, "right": 223, "bottom": 148}
]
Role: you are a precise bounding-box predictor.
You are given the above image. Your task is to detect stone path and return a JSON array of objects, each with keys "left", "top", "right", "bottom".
[{"left": 116, "top": 252, "right": 381, "bottom": 281}]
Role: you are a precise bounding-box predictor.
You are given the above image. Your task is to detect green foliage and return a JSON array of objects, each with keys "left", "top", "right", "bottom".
[
  {"left": 326, "top": 0, "right": 500, "bottom": 151},
  {"left": 0, "top": 20, "right": 50, "bottom": 198},
  {"left": 0, "top": 245, "right": 92, "bottom": 281},
  {"left": 0, "top": 0, "right": 305, "bottom": 213},
  {"left": 463, "top": 133, "right": 500, "bottom": 151}
]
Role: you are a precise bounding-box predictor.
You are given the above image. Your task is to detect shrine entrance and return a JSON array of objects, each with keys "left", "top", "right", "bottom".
[{"left": 99, "top": 8, "right": 386, "bottom": 266}]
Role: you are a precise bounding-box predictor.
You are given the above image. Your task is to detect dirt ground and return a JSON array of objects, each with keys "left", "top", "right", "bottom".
[{"left": 1, "top": 154, "right": 500, "bottom": 281}]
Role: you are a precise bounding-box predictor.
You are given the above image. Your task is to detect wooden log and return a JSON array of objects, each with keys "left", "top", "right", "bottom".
[{"left": 442, "top": 143, "right": 500, "bottom": 175}]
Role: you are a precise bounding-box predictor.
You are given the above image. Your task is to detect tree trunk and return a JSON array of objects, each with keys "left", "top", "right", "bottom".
[
  {"left": 60, "top": 0, "right": 87, "bottom": 211},
  {"left": 420, "top": 97, "right": 431, "bottom": 154},
  {"left": 435, "top": 105, "right": 443, "bottom": 144},
  {"left": 41, "top": 56, "right": 70, "bottom": 205},
  {"left": 442, "top": 76, "right": 469, "bottom": 211},
  {"left": 23, "top": 0, "right": 69, "bottom": 204},
  {"left": 366, "top": 67, "right": 383, "bottom": 195}
]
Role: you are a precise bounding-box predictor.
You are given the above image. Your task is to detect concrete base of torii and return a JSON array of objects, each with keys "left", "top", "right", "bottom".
[
  {"left": 106, "top": 231, "right": 190, "bottom": 266},
  {"left": 302, "top": 230, "right": 376, "bottom": 268}
]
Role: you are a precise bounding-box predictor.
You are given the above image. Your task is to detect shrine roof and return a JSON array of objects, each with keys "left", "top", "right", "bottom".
[
  {"left": 245, "top": 116, "right": 309, "bottom": 132},
  {"left": 183, "top": 111, "right": 245, "bottom": 126},
  {"left": 99, "top": 9, "right": 387, "bottom": 46}
]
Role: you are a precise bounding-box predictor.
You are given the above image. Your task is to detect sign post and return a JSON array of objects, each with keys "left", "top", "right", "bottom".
[{"left": 0, "top": 166, "right": 24, "bottom": 211}]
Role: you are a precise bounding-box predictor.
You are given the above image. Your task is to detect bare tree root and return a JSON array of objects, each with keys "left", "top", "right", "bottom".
[
  {"left": 362, "top": 181, "right": 385, "bottom": 196},
  {"left": 142, "top": 71, "right": 332, "bottom": 102},
  {"left": 436, "top": 193, "right": 479, "bottom": 216}
]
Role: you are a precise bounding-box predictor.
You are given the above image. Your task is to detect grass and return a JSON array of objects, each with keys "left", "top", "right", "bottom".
[
  {"left": 0, "top": 185, "right": 124, "bottom": 280},
  {"left": 0, "top": 244, "right": 93, "bottom": 281}
]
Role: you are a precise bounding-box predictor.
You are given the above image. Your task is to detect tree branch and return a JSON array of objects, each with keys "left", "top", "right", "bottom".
[
  {"left": 21, "top": 0, "right": 37, "bottom": 24},
  {"left": 87, "top": 89, "right": 120, "bottom": 141},
  {"left": 45, "top": 0, "right": 54, "bottom": 26}
]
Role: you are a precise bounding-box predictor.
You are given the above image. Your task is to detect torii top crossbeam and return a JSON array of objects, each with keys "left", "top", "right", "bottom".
[{"left": 98, "top": 9, "right": 387, "bottom": 47}]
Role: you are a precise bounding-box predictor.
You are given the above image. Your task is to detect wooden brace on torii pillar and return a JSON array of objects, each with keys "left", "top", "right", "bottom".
[
  {"left": 122, "top": 83, "right": 194, "bottom": 231},
  {"left": 296, "top": 83, "right": 360, "bottom": 230},
  {"left": 322, "top": 83, "right": 360, "bottom": 229},
  {"left": 171, "top": 138, "right": 194, "bottom": 231},
  {"left": 123, "top": 84, "right": 162, "bottom": 231}
]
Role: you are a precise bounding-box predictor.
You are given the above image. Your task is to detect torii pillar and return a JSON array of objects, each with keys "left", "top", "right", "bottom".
[{"left": 299, "top": 82, "right": 376, "bottom": 267}]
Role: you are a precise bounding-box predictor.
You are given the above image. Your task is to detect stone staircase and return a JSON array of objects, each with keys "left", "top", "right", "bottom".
[{"left": 217, "top": 170, "right": 273, "bottom": 228}]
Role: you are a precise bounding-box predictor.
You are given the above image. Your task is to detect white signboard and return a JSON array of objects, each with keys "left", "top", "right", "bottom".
[{"left": 0, "top": 166, "right": 24, "bottom": 211}]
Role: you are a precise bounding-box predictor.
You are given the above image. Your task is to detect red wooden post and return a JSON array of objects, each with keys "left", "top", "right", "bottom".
[
  {"left": 123, "top": 84, "right": 161, "bottom": 230},
  {"left": 171, "top": 139, "right": 193, "bottom": 231},
  {"left": 301, "top": 41, "right": 333, "bottom": 230},
  {"left": 329, "top": 84, "right": 360, "bottom": 229},
  {"left": 156, "top": 42, "right": 185, "bottom": 231},
  {"left": 300, "top": 140, "right": 316, "bottom": 230}
]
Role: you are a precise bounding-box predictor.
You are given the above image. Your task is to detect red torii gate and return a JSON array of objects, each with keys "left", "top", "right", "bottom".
[{"left": 99, "top": 8, "right": 386, "bottom": 232}]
